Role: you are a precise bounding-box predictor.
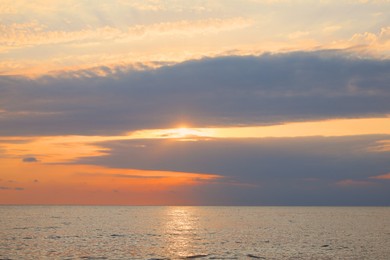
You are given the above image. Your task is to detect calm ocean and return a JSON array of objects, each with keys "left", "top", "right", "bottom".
[{"left": 0, "top": 206, "right": 389, "bottom": 259}]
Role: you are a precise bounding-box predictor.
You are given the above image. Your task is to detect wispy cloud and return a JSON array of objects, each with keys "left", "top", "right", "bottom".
[
  {"left": 117, "top": 0, "right": 164, "bottom": 11},
  {"left": 345, "top": 26, "right": 390, "bottom": 57},
  {"left": 367, "top": 140, "right": 390, "bottom": 152},
  {"left": 0, "top": 17, "right": 252, "bottom": 52},
  {"left": 1, "top": 0, "right": 390, "bottom": 74},
  {"left": 335, "top": 179, "right": 377, "bottom": 187},
  {"left": 22, "top": 157, "right": 38, "bottom": 163},
  {"left": 370, "top": 172, "right": 390, "bottom": 179},
  {"left": 0, "top": 186, "right": 24, "bottom": 191}
]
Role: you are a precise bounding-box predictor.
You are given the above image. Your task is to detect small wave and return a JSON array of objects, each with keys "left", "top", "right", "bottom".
[
  {"left": 110, "top": 234, "right": 126, "bottom": 237},
  {"left": 183, "top": 254, "right": 208, "bottom": 259},
  {"left": 80, "top": 256, "right": 108, "bottom": 259},
  {"left": 246, "top": 254, "right": 265, "bottom": 259},
  {"left": 47, "top": 235, "right": 61, "bottom": 239}
]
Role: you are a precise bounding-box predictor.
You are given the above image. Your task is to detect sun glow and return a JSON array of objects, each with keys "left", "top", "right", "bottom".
[
  {"left": 130, "top": 117, "right": 390, "bottom": 140},
  {"left": 131, "top": 126, "right": 214, "bottom": 140},
  {"left": 167, "top": 127, "right": 205, "bottom": 138}
]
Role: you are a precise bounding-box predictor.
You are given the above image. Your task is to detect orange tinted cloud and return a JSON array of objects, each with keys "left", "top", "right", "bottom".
[
  {"left": 369, "top": 140, "right": 390, "bottom": 152},
  {"left": 370, "top": 172, "right": 390, "bottom": 179},
  {"left": 0, "top": 136, "right": 109, "bottom": 163},
  {"left": 335, "top": 179, "right": 377, "bottom": 187},
  {"left": 2, "top": 0, "right": 390, "bottom": 75},
  {"left": 0, "top": 18, "right": 252, "bottom": 52}
]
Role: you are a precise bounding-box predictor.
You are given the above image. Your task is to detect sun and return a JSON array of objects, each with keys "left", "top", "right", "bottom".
[
  {"left": 128, "top": 126, "right": 214, "bottom": 140},
  {"left": 168, "top": 127, "right": 202, "bottom": 138}
]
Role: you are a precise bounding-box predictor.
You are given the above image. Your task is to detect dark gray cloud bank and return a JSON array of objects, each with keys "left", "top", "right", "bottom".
[
  {"left": 1, "top": 50, "right": 390, "bottom": 136},
  {"left": 74, "top": 135, "right": 390, "bottom": 205}
]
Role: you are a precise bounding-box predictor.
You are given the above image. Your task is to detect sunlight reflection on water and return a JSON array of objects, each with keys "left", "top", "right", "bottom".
[{"left": 164, "top": 207, "right": 198, "bottom": 258}]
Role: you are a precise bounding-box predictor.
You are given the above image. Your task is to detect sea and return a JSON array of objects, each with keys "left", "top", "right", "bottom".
[{"left": 0, "top": 206, "right": 389, "bottom": 259}]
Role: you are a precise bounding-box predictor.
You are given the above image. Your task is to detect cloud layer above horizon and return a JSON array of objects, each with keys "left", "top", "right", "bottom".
[{"left": 0, "top": 0, "right": 389, "bottom": 205}]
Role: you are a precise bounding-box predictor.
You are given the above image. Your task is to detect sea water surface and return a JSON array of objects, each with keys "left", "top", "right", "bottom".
[{"left": 0, "top": 206, "right": 389, "bottom": 259}]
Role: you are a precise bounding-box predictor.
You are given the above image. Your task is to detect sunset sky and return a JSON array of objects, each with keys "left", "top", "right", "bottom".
[{"left": 1, "top": 0, "right": 390, "bottom": 205}]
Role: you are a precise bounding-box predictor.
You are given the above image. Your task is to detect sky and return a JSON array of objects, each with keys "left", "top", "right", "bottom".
[{"left": 1, "top": 0, "right": 390, "bottom": 205}]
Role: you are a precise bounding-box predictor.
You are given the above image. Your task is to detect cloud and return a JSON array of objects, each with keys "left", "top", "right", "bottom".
[
  {"left": 78, "top": 172, "right": 165, "bottom": 179},
  {"left": 0, "top": 186, "right": 24, "bottom": 191},
  {"left": 117, "top": 0, "right": 164, "bottom": 11},
  {"left": 348, "top": 26, "right": 390, "bottom": 53},
  {"left": 335, "top": 179, "right": 377, "bottom": 187},
  {"left": 1, "top": 51, "right": 390, "bottom": 136},
  {"left": 0, "top": 17, "right": 252, "bottom": 52},
  {"left": 370, "top": 172, "right": 390, "bottom": 179},
  {"left": 288, "top": 30, "right": 310, "bottom": 39},
  {"left": 76, "top": 135, "right": 390, "bottom": 182},
  {"left": 367, "top": 139, "right": 390, "bottom": 152},
  {"left": 354, "top": 0, "right": 390, "bottom": 3},
  {"left": 72, "top": 135, "right": 390, "bottom": 205},
  {"left": 0, "top": 4, "right": 17, "bottom": 14},
  {"left": 2, "top": 0, "right": 390, "bottom": 75},
  {"left": 22, "top": 157, "right": 38, "bottom": 163}
]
